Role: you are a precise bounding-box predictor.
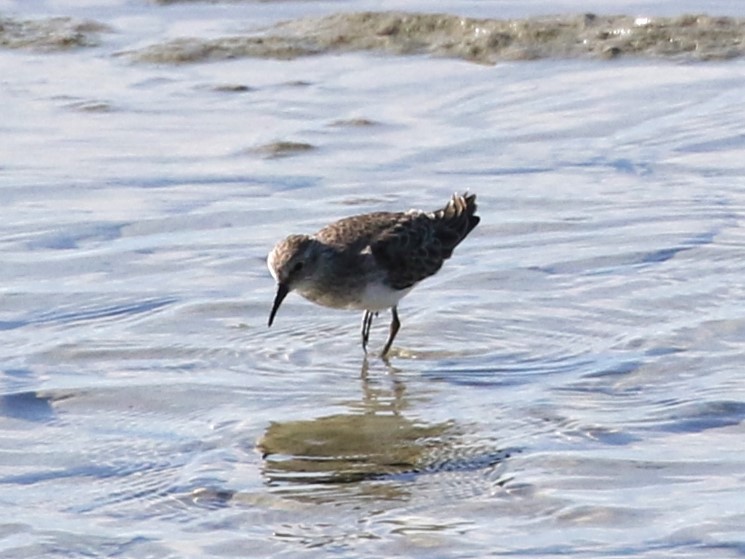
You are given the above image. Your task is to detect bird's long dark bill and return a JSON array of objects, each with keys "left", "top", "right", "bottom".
[{"left": 268, "top": 283, "right": 289, "bottom": 327}]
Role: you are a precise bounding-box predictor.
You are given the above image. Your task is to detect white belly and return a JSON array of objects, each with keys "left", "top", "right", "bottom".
[
  {"left": 357, "top": 283, "right": 413, "bottom": 311},
  {"left": 296, "top": 280, "right": 414, "bottom": 311}
]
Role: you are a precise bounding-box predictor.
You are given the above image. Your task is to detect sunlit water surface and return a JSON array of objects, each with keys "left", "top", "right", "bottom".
[{"left": 2, "top": 1, "right": 745, "bottom": 557}]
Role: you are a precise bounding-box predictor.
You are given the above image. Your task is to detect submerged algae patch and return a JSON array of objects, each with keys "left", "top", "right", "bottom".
[
  {"left": 129, "top": 11, "right": 745, "bottom": 64},
  {"left": 0, "top": 15, "right": 111, "bottom": 51}
]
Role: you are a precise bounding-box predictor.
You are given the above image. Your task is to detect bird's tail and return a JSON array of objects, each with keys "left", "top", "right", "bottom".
[{"left": 431, "top": 192, "right": 480, "bottom": 258}]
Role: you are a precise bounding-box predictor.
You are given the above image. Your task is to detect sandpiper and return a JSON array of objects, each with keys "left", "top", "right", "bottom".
[{"left": 267, "top": 193, "right": 479, "bottom": 356}]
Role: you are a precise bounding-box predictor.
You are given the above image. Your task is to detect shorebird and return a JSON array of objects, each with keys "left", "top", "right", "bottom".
[{"left": 267, "top": 193, "right": 479, "bottom": 356}]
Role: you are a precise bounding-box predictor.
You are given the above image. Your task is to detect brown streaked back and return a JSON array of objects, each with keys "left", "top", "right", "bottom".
[{"left": 371, "top": 193, "right": 479, "bottom": 290}]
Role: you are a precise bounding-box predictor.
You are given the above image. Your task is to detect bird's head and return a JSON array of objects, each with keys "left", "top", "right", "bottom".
[{"left": 266, "top": 234, "right": 319, "bottom": 326}]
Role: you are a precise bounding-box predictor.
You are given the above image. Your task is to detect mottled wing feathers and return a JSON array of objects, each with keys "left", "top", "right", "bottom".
[
  {"left": 371, "top": 214, "right": 444, "bottom": 289},
  {"left": 372, "top": 193, "right": 479, "bottom": 290}
]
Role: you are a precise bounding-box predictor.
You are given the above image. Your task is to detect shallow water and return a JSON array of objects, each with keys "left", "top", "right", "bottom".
[{"left": 2, "top": 1, "right": 745, "bottom": 557}]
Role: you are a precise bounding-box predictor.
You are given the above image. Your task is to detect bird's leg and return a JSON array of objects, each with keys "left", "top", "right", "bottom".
[
  {"left": 361, "top": 310, "right": 375, "bottom": 353},
  {"left": 381, "top": 306, "right": 400, "bottom": 357}
]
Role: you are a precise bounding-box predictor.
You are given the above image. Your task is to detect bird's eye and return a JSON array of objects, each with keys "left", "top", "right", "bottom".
[{"left": 291, "top": 262, "right": 304, "bottom": 274}]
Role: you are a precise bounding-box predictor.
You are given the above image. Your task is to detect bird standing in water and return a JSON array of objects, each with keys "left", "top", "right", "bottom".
[{"left": 267, "top": 193, "right": 479, "bottom": 356}]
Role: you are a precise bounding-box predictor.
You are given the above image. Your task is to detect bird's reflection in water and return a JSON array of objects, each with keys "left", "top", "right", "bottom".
[
  {"left": 259, "top": 358, "right": 450, "bottom": 487},
  {"left": 258, "top": 359, "right": 515, "bottom": 496}
]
